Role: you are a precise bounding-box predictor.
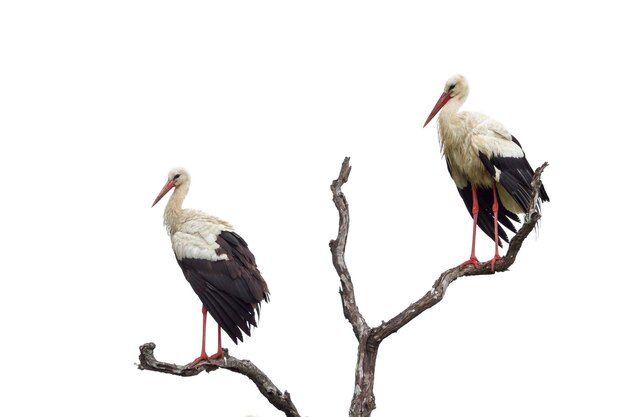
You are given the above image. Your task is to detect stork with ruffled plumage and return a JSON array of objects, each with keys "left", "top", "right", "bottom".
[
  {"left": 152, "top": 168, "right": 270, "bottom": 364},
  {"left": 423, "top": 74, "right": 549, "bottom": 269}
]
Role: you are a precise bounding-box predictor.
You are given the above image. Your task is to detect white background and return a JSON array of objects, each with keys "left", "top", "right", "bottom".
[{"left": 1, "top": 1, "right": 624, "bottom": 416}]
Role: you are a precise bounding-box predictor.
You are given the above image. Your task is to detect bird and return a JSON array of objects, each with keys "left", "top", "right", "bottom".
[
  {"left": 152, "top": 167, "right": 270, "bottom": 364},
  {"left": 423, "top": 74, "right": 549, "bottom": 269}
]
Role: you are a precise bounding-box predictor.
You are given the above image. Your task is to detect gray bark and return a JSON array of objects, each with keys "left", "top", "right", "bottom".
[
  {"left": 329, "top": 157, "right": 548, "bottom": 417},
  {"left": 137, "top": 157, "right": 549, "bottom": 417}
]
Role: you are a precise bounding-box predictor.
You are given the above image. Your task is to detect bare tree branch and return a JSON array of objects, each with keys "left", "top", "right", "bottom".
[
  {"left": 372, "top": 163, "right": 548, "bottom": 342},
  {"left": 329, "top": 157, "right": 369, "bottom": 340},
  {"left": 136, "top": 158, "right": 548, "bottom": 417},
  {"left": 137, "top": 343, "right": 301, "bottom": 417},
  {"left": 329, "top": 158, "right": 549, "bottom": 417}
]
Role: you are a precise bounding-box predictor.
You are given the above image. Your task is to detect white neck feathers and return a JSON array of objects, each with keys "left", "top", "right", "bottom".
[{"left": 164, "top": 181, "right": 189, "bottom": 235}]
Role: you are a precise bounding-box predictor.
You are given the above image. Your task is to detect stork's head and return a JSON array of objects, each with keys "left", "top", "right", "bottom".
[
  {"left": 152, "top": 167, "right": 190, "bottom": 207},
  {"left": 423, "top": 74, "right": 469, "bottom": 127}
]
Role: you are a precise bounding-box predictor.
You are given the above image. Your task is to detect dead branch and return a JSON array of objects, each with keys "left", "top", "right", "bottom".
[
  {"left": 137, "top": 343, "right": 301, "bottom": 417},
  {"left": 328, "top": 157, "right": 548, "bottom": 417},
  {"left": 329, "top": 157, "right": 369, "bottom": 340},
  {"left": 136, "top": 158, "right": 547, "bottom": 417}
]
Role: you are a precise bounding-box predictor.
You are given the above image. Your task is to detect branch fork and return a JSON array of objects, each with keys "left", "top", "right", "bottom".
[
  {"left": 329, "top": 157, "right": 548, "bottom": 417},
  {"left": 137, "top": 157, "right": 548, "bottom": 417}
]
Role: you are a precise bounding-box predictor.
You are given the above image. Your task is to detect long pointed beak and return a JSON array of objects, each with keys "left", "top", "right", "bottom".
[
  {"left": 152, "top": 180, "right": 175, "bottom": 207},
  {"left": 423, "top": 92, "right": 451, "bottom": 127}
]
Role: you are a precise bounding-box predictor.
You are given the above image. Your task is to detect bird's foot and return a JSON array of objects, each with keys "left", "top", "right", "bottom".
[
  {"left": 460, "top": 256, "right": 480, "bottom": 268},
  {"left": 190, "top": 349, "right": 224, "bottom": 366},
  {"left": 486, "top": 255, "right": 502, "bottom": 271}
]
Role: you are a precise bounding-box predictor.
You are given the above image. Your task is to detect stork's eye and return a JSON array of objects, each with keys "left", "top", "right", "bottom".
[
  {"left": 448, "top": 83, "right": 456, "bottom": 92},
  {"left": 173, "top": 174, "right": 181, "bottom": 180}
]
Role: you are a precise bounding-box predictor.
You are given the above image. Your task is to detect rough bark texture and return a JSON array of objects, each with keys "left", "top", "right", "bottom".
[
  {"left": 137, "top": 343, "right": 300, "bottom": 417},
  {"left": 329, "top": 157, "right": 548, "bottom": 417},
  {"left": 137, "top": 157, "right": 548, "bottom": 417}
]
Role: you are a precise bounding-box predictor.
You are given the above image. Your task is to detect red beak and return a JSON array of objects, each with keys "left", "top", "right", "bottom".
[
  {"left": 423, "top": 91, "right": 451, "bottom": 127},
  {"left": 152, "top": 180, "right": 176, "bottom": 207}
]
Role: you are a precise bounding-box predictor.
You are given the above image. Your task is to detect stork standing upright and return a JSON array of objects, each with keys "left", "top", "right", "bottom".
[
  {"left": 152, "top": 168, "right": 270, "bottom": 364},
  {"left": 423, "top": 74, "right": 549, "bottom": 269}
]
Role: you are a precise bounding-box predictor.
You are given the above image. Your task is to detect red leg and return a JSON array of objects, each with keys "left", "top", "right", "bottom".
[
  {"left": 191, "top": 305, "right": 209, "bottom": 365},
  {"left": 461, "top": 184, "right": 480, "bottom": 267},
  {"left": 488, "top": 181, "right": 502, "bottom": 270},
  {"left": 191, "top": 306, "right": 224, "bottom": 365},
  {"left": 204, "top": 326, "right": 224, "bottom": 360},
  {"left": 214, "top": 327, "right": 223, "bottom": 358}
]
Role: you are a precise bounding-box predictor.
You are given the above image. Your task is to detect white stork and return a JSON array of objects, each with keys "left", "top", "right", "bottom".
[
  {"left": 152, "top": 168, "right": 270, "bottom": 364},
  {"left": 423, "top": 74, "right": 549, "bottom": 269}
]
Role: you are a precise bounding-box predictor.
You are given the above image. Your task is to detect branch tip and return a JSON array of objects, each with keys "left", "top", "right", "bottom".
[{"left": 137, "top": 343, "right": 301, "bottom": 417}]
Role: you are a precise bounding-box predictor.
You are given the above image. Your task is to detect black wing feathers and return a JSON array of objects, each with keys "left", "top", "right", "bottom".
[
  {"left": 456, "top": 185, "right": 518, "bottom": 247},
  {"left": 447, "top": 136, "right": 548, "bottom": 247},
  {"left": 177, "top": 231, "right": 269, "bottom": 344},
  {"left": 448, "top": 156, "right": 519, "bottom": 247},
  {"left": 480, "top": 136, "right": 549, "bottom": 214}
]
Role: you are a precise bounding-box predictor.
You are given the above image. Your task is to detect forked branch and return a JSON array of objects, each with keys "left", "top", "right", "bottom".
[
  {"left": 136, "top": 158, "right": 548, "bottom": 417},
  {"left": 329, "top": 157, "right": 548, "bottom": 417}
]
